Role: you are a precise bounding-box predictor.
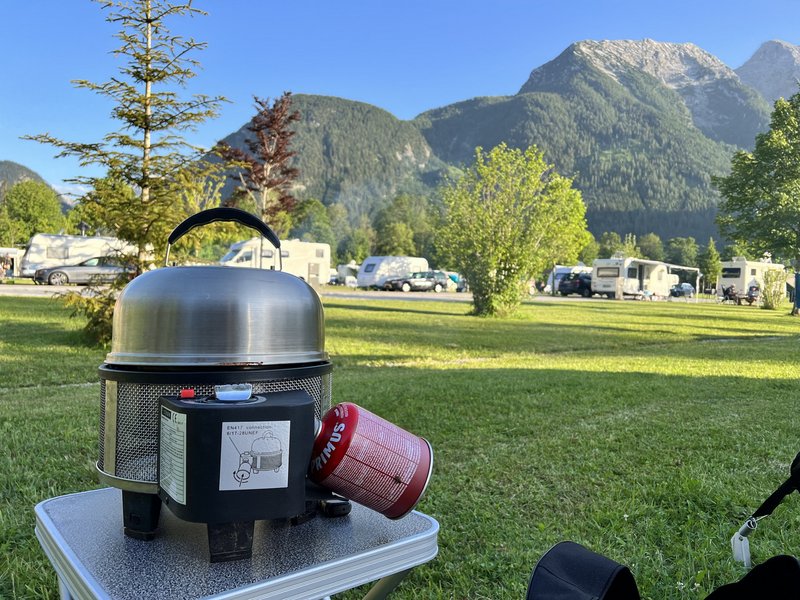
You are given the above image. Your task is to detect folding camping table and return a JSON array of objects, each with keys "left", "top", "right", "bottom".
[{"left": 35, "top": 487, "right": 439, "bottom": 600}]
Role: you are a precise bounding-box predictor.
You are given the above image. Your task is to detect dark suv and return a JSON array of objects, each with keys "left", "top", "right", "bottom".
[
  {"left": 384, "top": 270, "right": 450, "bottom": 292},
  {"left": 558, "top": 272, "right": 592, "bottom": 297}
]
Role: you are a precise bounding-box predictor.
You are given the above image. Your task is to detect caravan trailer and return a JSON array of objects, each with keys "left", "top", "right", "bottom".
[
  {"left": 717, "top": 257, "right": 785, "bottom": 296},
  {"left": 356, "top": 256, "right": 429, "bottom": 289},
  {"left": 591, "top": 255, "right": 676, "bottom": 299},
  {"left": 220, "top": 237, "right": 331, "bottom": 286},
  {"left": 19, "top": 234, "right": 136, "bottom": 278}
]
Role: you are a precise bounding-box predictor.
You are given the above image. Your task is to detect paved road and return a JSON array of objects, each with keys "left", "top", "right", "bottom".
[
  {"left": 0, "top": 282, "right": 70, "bottom": 297},
  {"left": 0, "top": 281, "right": 610, "bottom": 303},
  {"left": 0, "top": 281, "right": 477, "bottom": 301}
]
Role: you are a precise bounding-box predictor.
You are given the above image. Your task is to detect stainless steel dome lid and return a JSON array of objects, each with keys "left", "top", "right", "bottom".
[
  {"left": 106, "top": 266, "right": 326, "bottom": 366},
  {"left": 105, "top": 208, "right": 327, "bottom": 367}
]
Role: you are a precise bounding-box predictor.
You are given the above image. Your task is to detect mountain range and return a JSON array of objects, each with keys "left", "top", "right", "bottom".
[
  {"left": 412, "top": 39, "right": 772, "bottom": 240},
  {"left": 7, "top": 39, "right": 800, "bottom": 242},
  {"left": 218, "top": 38, "right": 800, "bottom": 242}
]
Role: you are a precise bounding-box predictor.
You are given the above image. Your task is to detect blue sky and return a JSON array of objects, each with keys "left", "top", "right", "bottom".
[{"left": 2, "top": 0, "right": 799, "bottom": 194}]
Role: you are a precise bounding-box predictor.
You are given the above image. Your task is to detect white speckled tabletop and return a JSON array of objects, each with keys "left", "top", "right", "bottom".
[{"left": 35, "top": 488, "right": 438, "bottom": 600}]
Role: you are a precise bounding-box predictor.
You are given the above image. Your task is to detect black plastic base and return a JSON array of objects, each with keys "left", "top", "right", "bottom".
[
  {"left": 320, "top": 498, "right": 352, "bottom": 518},
  {"left": 207, "top": 521, "right": 255, "bottom": 562},
  {"left": 290, "top": 502, "right": 318, "bottom": 526},
  {"left": 122, "top": 491, "right": 161, "bottom": 541}
]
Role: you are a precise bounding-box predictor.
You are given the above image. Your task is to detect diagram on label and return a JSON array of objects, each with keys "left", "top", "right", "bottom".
[{"left": 219, "top": 420, "right": 290, "bottom": 491}]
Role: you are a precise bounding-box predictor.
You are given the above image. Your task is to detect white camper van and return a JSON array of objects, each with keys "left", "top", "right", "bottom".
[
  {"left": 19, "top": 234, "right": 136, "bottom": 278},
  {"left": 717, "top": 257, "right": 785, "bottom": 296},
  {"left": 220, "top": 237, "right": 331, "bottom": 286},
  {"left": 356, "top": 256, "right": 429, "bottom": 289},
  {"left": 591, "top": 255, "right": 676, "bottom": 299}
]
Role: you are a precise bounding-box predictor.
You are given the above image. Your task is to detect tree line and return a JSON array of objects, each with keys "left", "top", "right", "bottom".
[{"left": 0, "top": 174, "right": 737, "bottom": 292}]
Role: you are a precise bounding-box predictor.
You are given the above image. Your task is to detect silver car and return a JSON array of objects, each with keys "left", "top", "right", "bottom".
[{"left": 34, "top": 256, "right": 134, "bottom": 285}]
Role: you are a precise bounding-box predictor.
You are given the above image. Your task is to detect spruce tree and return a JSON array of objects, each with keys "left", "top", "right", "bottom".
[{"left": 27, "top": 0, "right": 225, "bottom": 342}]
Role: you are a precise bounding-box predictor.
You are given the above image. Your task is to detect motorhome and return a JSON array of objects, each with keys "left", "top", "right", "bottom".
[
  {"left": 717, "top": 257, "right": 785, "bottom": 296},
  {"left": 19, "top": 234, "right": 136, "bottom": 278},
  {"left": 220, "top": 237, "right": 331, "bottom": 286},
  {"left": 356, "top": 256, "right": 429, "bottom": 289},
  {"left": 591, "top": 255, "right": 677, "bottom": 299}
]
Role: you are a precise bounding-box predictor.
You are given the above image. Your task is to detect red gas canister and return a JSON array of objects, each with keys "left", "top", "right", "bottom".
[{"left": 309, "top": 402, "right": 433, "bottom": 519}]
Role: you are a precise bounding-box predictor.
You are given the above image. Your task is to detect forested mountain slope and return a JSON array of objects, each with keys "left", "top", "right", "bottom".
[
  {"left": 0, "top": 160, "right": 49, "bottom": 199},
  {"left": 216, "top": 94, "right": 453, "bottom": 221}
]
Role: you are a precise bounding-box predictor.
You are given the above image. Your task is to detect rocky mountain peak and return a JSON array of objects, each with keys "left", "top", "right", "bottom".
[
  {"left": 736, "top": 40, "right": 800, "bottom": 103},
  {"left": 519, "top": 38, "right": 769, "bottom": 148},
  {"left": 569, "top": 39, "right": 734, "bottom": 88}
]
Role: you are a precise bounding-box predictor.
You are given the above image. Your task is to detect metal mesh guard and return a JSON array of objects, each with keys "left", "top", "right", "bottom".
[{"left": 99, "top": 374, "right": 331, "bottom": 483}]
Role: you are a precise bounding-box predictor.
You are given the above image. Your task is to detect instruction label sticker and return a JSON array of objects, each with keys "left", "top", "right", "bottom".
[
  {"left": 220, "top": 421, "right": 290, "bottom": 491},
  {"left": 159, "top": 407, "right": 187, "bottom": 504}
]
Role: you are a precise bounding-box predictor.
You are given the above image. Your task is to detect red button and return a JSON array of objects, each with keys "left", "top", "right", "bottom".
[{"left": 179, "top": 388, "right": 196, "bottom": 399}]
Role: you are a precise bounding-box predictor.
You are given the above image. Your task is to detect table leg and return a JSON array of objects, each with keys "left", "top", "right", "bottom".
[
  {"left": 361, "top": 568, "right": 412, "bottom": 600},
  {"left": 58, "top": 577, "right": 74, "bottom": 600}
]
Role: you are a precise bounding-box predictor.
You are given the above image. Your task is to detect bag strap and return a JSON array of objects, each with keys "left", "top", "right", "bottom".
[
  {"left": 751, "top": 451, "right": 800, "bottom": 520},
  {"left": 527, "top": 541, "right": 640, "bottom": 600}
]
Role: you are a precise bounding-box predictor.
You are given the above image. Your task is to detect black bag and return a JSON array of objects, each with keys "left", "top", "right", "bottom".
[
  {"left": 704, "top": 555, "right": 800, "bottom": 599},
  {"left": 526, "top": 541, "right": 640, "bottom": 600},
  {"left": 527, "top": 542, "right": 800, "bottom": 599}
]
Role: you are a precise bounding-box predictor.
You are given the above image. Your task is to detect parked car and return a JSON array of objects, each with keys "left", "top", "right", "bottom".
[
  {"left": 558, "top": 272, "right": 593, "bottom": 297},
  {"left": 34, "top": 256, "right": 134, "bottom": 285},
  {"left": 383, "top": 270, "right": 450, "bottom": 292},
  {"left": 670, "top": 282, "right": 695, "bottom": 298}
]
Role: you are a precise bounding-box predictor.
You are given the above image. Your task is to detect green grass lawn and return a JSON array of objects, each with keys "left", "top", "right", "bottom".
[{"left": 2, "top": 295, "right": 800, "bottom": 599}]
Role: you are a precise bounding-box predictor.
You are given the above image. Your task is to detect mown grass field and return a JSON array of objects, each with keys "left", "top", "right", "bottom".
[{"left": 2, "top": 294, "right": 800, "bottom": 599}]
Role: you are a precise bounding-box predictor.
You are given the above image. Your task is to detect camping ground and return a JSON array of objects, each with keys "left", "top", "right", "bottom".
[{"left": 2, "top": 295, "right": 800, "bottom": 599}]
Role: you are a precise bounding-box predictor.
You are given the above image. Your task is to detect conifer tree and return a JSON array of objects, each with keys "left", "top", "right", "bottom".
[{"left": 27, "top": 0, "right": 225, "bottom": 342}]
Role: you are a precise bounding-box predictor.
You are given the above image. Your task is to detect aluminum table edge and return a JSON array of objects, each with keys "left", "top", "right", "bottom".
[
  {"left": 34, "top": 490, "right": 438, "bottom": 600},
  {"left": 207, "top": 514, "right": 439, "bottom": 600},
  {"left": 35, "top": 497, "right": 111, "bottom": 600}
]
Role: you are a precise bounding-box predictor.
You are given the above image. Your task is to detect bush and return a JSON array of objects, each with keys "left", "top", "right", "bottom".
[
  {"left": 761, "top": 269, "right": 787, "bottom": 310},
  {"left": 61, "top": 285, "right": 119, "bottom": 345}
]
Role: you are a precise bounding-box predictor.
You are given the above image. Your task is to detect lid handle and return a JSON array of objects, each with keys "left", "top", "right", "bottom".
[{"left": 165, "top": 207, "right": 281, "bottom": 268}]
